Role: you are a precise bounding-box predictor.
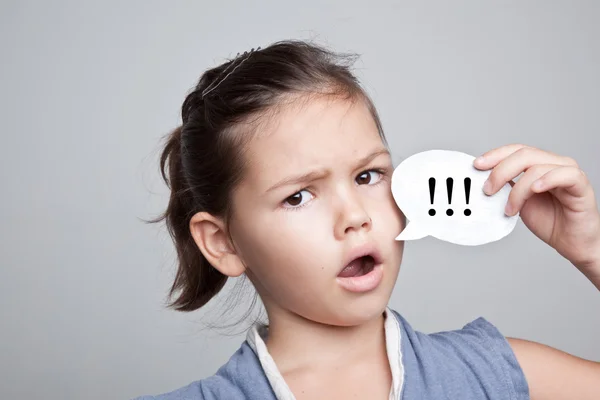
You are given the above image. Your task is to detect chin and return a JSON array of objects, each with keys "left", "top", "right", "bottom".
[
  {"left": 333, "top": 274, "right": 397, "bottom": 326},
  {"left": 323, "top": 294, "right": 390, "bottom": 327}
]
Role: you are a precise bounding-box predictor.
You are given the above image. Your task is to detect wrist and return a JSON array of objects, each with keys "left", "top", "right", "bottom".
[
  {"left": 574, "top": 244, "right": 600, "bottom": 291},
  {"left": 581, "top": 268, "right": 600, "bottom": 292}
]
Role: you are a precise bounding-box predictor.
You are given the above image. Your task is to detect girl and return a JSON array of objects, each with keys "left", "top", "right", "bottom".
[{"left": 137, "top": 40, "right": 600, "bottom": 399}]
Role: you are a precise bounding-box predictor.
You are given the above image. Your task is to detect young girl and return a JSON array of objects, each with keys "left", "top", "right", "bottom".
[{"left": 137, "top": 40, "right": 600, "bottom": 399}]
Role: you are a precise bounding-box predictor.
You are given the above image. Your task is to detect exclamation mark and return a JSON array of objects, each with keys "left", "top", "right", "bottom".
[
  {"left": 464, "top": 177, "right": 472, "bottom": 216},
  {"left": 446, "top": 178, "right": 454, "bottom": 216},
  {"left": 428, "top": 177, "right": 436, "bottom": 216}
]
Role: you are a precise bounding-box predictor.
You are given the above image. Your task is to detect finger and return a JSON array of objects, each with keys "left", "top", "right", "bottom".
[
  {"left": 474, "top": 144, "right": 577, "bottom": 172},
  {"left": 504, "top": 164, "right": 557, "bottom": 216},
  {"left": 474, "top": 143, "right": 529, "bottom": 170},
  {"left": 532, "top": 166, "right": 590, "bottom": 199},
  {"left": 481, "top": 147, "right": 579, "bottom": 196}
]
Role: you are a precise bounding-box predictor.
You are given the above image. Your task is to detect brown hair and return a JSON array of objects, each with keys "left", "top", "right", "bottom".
[{"left": 146, "top": 39, "right": 389, "bottom": 312}]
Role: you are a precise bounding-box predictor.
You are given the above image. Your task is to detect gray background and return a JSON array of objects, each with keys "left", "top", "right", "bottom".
[{"left": 1, "top": 1, "right": 599, "bottom": 399}]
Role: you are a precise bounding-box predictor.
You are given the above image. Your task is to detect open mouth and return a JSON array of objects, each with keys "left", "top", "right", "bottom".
[{"left": 337, "top": 255, "right": 376, "bottom": 278}]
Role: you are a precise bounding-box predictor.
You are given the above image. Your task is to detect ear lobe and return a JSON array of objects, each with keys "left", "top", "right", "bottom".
[{"left": 189, "top": 212, "right": 246, "bottom": 277}]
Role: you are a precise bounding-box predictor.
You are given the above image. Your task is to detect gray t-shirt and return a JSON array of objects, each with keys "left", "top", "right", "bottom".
[{"left": 134, "top": 309, "right": 530, "bottom": 399}]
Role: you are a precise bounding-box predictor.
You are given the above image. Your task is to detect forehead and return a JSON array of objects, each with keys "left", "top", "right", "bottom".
[{"left": 244, "top": 96, "right": 384, "bottom": 187}]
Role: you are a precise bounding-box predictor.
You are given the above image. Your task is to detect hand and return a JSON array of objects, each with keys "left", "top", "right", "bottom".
[{"left": 474, "top": 144, "right": 600, "bottom": 278}]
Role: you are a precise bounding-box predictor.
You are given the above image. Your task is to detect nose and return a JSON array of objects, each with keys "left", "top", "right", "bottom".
[{"left": 334, "top": 189, "right": 372, "bottom": 239}]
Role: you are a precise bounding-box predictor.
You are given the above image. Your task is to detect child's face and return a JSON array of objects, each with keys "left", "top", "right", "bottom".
[{"left": 229, "top": 96, "right": 405, "bottom": 326}]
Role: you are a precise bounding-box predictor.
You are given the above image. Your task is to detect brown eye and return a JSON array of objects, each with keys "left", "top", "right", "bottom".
[
  {"left": 286, "top": 192, "right": 302, "bottom": 206},
  {"left": 356, "top": 170, "right": 382, "bottom": 185},
  {"left": 283, "top": 190, "right": 313, "bottom": 208}
]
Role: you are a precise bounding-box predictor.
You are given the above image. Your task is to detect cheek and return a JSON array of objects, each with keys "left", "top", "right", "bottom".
[
  {"left": 240, "top": 234, "right": 331, "bottom": 309},
  {"left": 234, "top": 212, "right": 329, "bottom": 282},
  {"left": 371, "top": 186, "right": 405, "bottom": 234},
  {"left": 228, "top": 191, "right": 333, "bottom": 300}
]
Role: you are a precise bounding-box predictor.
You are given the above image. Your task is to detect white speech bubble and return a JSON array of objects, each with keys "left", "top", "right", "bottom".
[{"left": 392, "top": 150, "right": 519, "bottom": 245}]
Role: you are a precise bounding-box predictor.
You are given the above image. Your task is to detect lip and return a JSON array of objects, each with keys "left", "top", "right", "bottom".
[
  {"left": 336, "top": 264, "right": 383, "bottom": 293},
  {"left": 336, "top": 242, "right": 384, "bottom": 293}
]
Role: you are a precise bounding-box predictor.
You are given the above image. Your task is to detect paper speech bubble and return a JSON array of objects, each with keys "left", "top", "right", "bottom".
[{"left": 392, "top": 150, "right": 519, "bottom": 246}]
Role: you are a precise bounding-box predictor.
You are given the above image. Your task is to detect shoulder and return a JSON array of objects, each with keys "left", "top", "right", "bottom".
[
  {"left": 131, "top": 341, "right": 276, "bottom": 400},
  {"left": 388, "top": 309, "right": 530, "bottom": 400}
]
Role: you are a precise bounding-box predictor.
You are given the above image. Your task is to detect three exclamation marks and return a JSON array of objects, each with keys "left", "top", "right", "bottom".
[{"left": 428, "top": 177, "right": 472, "bottom": 216}]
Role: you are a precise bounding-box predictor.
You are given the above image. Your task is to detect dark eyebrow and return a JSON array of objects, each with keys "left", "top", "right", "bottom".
[{"left": 265, "top": 148, "right": 390, "bottom": 193}]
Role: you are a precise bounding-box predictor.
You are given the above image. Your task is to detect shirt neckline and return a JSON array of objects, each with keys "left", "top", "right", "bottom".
[{"left": 245, "top": 307, "right": 405, "bottom": 399}]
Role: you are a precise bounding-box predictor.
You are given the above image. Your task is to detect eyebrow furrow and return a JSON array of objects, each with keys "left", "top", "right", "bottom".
[{"left": 266, "top": 148, "right": 390, "bottom": 193}]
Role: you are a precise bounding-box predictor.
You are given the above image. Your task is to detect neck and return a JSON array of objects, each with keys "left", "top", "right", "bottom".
[{"left": 262, "top": 306, "right": 388, "bottom": 375}]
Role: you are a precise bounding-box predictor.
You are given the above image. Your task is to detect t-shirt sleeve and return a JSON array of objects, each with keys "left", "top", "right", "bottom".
[{"left": 424, "top": 316, "right": 530, "bottom": 400}]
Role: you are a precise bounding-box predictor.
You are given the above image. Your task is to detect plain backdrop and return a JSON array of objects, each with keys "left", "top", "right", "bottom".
[{"left": 1, "top": 1, "right": 599, "bottom": 399}]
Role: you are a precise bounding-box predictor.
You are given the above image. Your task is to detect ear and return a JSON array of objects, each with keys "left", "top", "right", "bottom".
[{"left": 189, "top": 211, "right": 246, "bottom": 277}]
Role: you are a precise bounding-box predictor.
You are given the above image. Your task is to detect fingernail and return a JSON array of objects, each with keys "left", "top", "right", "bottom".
[
  {"left": 475, "top": 156, "right": 485, "bottom": 164},
  {"left": 532, "top": 179, "right": 544, "bottom": 191},
  {"left": 483, "top": 180, "right": 492, "bottom": 194},
  {"left": 505, "top": 203, "right": 513, "bottom": 215}
]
